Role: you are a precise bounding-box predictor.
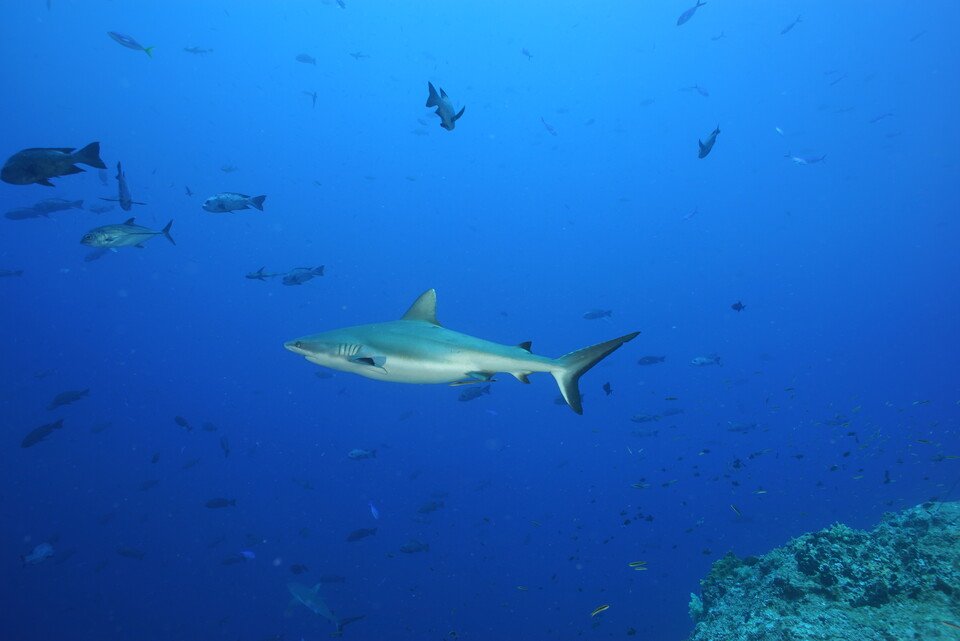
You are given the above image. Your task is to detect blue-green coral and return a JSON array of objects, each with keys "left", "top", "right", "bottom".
[{"left": 687, "top": 502, "right": 960, "bottom": 640}]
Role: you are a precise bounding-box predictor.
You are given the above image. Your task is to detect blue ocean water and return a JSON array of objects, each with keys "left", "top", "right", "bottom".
[{"left": 2, "top": 1, "right": 958, "bottom": 639}]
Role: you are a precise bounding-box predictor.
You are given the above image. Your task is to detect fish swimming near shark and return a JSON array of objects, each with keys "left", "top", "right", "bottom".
[
  {"left": 80, "top": 217, "right": 175, "bottom": 249},
  {"left": 284, "top": 289, "right": 639, "bottom": 414},
  {"left": 2, "top": 142, "right": 106, "bottom": 186},
  {"left": 426, "top": 82, "right": 465, "bottom": 131},
  {"left": 286, "top": 582, "right": 364, "bottom": 635}
]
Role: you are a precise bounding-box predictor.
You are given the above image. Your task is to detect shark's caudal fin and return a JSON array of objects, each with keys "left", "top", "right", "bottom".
[
  {"left": 161, "top": 220, "right": 176, "bottom": 245},
  {"left": 553, "top": 332, "right": 639, "bottom": 414},
  {"left": 335, "top": 615, "right": 365, "bottom": 635}
]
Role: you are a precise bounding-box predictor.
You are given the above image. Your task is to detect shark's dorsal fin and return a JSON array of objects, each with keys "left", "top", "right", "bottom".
[
  {"left": 124, "top": 217, "right": 136, "bottom": 225},
  {"left": 401, "top": 289, "right": 441, "bottom": 326},
  {"left": 517, "top": 341, "right": 532, "bottom": 352}
]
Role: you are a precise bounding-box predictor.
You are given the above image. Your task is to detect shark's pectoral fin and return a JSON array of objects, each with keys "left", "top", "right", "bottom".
[
  {"left": 449, "top": 372, "right": 497, "bottom": 386},
  {"left": 351, "top": 355, "right": 386, "bottom": 370},
  {"left": 454, "top": 106, "right": 465, "bottom": 121},
  {"left": 513, "top": 372, "right": 532, "bottom": 384}
]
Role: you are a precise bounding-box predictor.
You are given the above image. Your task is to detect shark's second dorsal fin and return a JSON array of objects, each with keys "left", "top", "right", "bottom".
[
  {"left": 401, "top": 289, "right": 441, "bottom": 326},
  {"left": 517, "top": 341, "right": 533, "bottom": 352}
]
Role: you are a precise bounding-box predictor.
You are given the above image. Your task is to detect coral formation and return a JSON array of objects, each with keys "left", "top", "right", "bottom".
[{"left": 687, "top": 502, "right": 960, "bottom": 640}]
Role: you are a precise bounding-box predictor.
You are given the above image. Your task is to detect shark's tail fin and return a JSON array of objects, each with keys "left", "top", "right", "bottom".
[
  {"left": 552, "top": 332, "right": 639, "bottom": 414},
  {"left": 336, "top": 615, "right": 365, "bottom": 634},
  {"left": 161, "top": 220, "right": 176, "bottom": 245}
]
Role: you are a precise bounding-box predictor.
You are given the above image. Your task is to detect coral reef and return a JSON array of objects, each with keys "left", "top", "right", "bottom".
[{"left": 687, "top": 502, "right": 960, "bottom": 640}]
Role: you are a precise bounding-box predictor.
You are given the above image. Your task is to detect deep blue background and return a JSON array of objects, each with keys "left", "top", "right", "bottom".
[{"left": 2, "top": 1, "right": 958, "bottom": 639}]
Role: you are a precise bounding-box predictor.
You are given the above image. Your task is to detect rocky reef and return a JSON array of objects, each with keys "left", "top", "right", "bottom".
[{"left": 687, "top": 502, "right": 960, "bottom": 640}]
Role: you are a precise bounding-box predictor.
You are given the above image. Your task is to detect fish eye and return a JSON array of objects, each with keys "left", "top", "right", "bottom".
[{"left": 295, "top": 341, "right": 302, "bottom": 348}]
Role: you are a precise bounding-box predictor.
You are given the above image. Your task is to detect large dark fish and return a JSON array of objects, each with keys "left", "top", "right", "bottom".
[
  {"left": 20, "top": 419, "right": 64, "bottom": 448},
  {"left": 282, "top": 266, "right": 324, "bottom": 286},
  {"left": 2, "top": 142, "right": 106, "bottom": 186},
  {"left": 48, "top": 388, "right": 89, "bottom": 410},
  {"left": 458, "top": 384, "right": 491, "bottom": 402},
  {"left": 676, "top": 0, "right": 706, "bottom": 26},
  {"left": 345, "top": 527, "right": 377, "bottom": 542},
  {"left": 426, "top": 82, "right": 465, "bottom": 131},
  {"left": 698, "top": 125, "right": 720, "bottom": 158}
]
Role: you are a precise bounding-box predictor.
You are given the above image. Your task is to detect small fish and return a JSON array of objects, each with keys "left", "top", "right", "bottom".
[
  {"left": 183, "top": 46, "right": 213, "bottom": 54},
  {"left": 368, "top": 501, "right": 380, "bottom": 520},
  {"left": 426, "top": 82, "right": 465, "bottom": 131},
  {"left": 5, "top": 207, "right": 48, "bottom": 220},
  {"left": 630, "top": 413, "right": 659, "bottom": 424},
  {"left": 399, "top": 539, "right": 429, "bottom": 553},
  {"left": 290, "top": 564, "right": 309, "bottom": 575},
  {"left": 48, "top": 388, "right": 89, "bottom": 410},
  {"left": 686, "top": 84, "right": 709, "bottom": 97},
  {"left": 603, "top": 382, "right": 613, "bottom": 396},
  {"left": 80, "top": 217, "right": 175, "bottom": 249},
  {"left": 21, "top": 419, "right": 65, "bottom": 448},
  {"left": 628, "top": 561, "right": 647, "bottom": 567},
  {"left": 779, "top": 15, "right": 801, "bottom": 35},
  {"left": 220, "top": 435, "right": 231, "bottom": 458},
  {"left": 522, "top": 48, "right": 533, "bottom": 60},
  {"left": 590, "top": 605, "right": 610, "bottom": 617},
  {"left": 731, "top": 301, "right": 745, "bottom": 312},
  {"left": 21, "top": 542, "right": 55, "bottom": 566},
  {"left": 205, "top": 498, "right": 237, "bottom": 508},
  {"left": 348, "top": 448, "right": 376, "bottom": 460},
  {"left": 676, "top": 0, "right": 706, "bottom": 26},
  {"left": 174, "top": 415, "right": 192, "bottom": 431},
  {"left": 583, "top": 309, "right": 612, "bottom": 320},
  {"left": 184, "top": 185, "right": 193, "bottom": 196},
  {"left": 458, "top": 384, "right": 491, "bottom": 402},
  {"left": 220, "top": 164, "right": 239, "bottom": 173},
  {"left": 33, "top": 198, "right": 84, "bottom": 214},
  {"left": 336, "top": 0, "right": 346, "bottom": 8},
  {"left": 637, "top": 356, "right": 665, "bottom": 366},
  {"left": 348, "top": 52, "right": 369, "bottom": 60},
  {"left": 346, "top": 527, "right": 377, "bottom": 542},
  {"left": 698, "top": 125, "right": 721, "bottom": 158},
  {"left": 282, "top": 266, "right": 324, "bottom": 286},
  {"left": 0, "top": 269, "right": 24, "bottom": 277},
  {"left": 711, "top": 31, "right": 725, "bottom": 41},
  {"left": 418, "top": 500, "right": 444, "bottom": 514},
  {"left": 116, "top": 545, "right": 146, "bottom": 559},
  {"left": 691, "top": 355, "right": 722, "bottom": 366},
  {"left": 2, "top": 142, "right": 106, "bottom": 187},
  {"left": 246, "top": 267, "right": 285, "bottom": 281},
  {"left": 730, "top": 504, "right": 742, "bottom": 517},
  {"left": 303, "top": 90, "right": 318, "bottom": 108},
  {"left": 107, "top": 32, "right": 155, "bottom": 57},
  {"left": 784, "top": 152, "right": 826, "bottom": 165},
  {"left": 151, "top": 452, "right": 160, "bottom": 463},
  {"left": 540, "top": 116, "right": 557, "bottom": 136},
  {"left": 296, "top": 53, "right": 317, "bottom": 65},
  {"left": 138, "top": 479, "right": 159, "bottom": 491},
  {"left": 202, "top": 192, "right": 266, "bottom": 213}
]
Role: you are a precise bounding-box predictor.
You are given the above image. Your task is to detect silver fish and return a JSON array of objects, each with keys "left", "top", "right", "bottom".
[{"left": 80, "top": 217, "right": 175, "bottom": 249}]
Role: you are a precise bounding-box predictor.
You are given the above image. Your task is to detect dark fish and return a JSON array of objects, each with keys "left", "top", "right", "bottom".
[
  {"left": 630, "top": 413, "right": 659, "bottom": 423},
  {"left": 418, "top": 500, "right": 444, "bottom": 514},
  {"left": 637, "top": 356, "right": 665, "bottom": 366},
  {"left": 603, "top": 382, "right": 613, "bottom": 396},
  {"left": 183, "top": 46, "right": 213, "bottom": 55},
  {"left": 220, "top": 554, "right": 247, "bottom": 565},
  {"left": 685, "top": 84, "right": 709, "bottom": 97},
  {"left": 303, "top": 90, "right": 317, "bottom": 108},
  {"left": 698, "top": 125, "right": 720, "bottom": 158},
  {"left": 246, "top": 267, "right": 285, "bottom": 281},
  {"left": 4, "top": 207, "right": 47, "bottom": 220},
  {"left": 174, "top": 416, "right": 192, "bottom": 431},
  {"left": 319, "top": 574, "right": 346, "bottom": 583},
  {"left": 296, "top": 53, "right": 317, "bottom": 65},
  {"left": 290, "top": 564, "right": 309, "bottom": 575},
  {"left": 20, "top": 419, "right": 64, "bottom": 448},
  {"left": 348, "top": 52, "right": 369, "bottom": 60},
  {"left": 201, "top": 421, "right": 218, "bottom": 431},
  {"left": 33, "top": 198, "right": 83, "bottom": 214},
  {"left": 540, "top": 116, "right": 557, "bottom": 136},
  {"left": 116, "top": 545, "right": 146, "bottom": 559},
  {"left": 205, "top": 498, "right": 236, "bottom": 508},
  {"left": 48, "top": 388, "right": 89, "bottom": 410},
  {"left": 2, "top": 142, "right": 106, "bottom": 186},
  {"left": 731, "top": 301, "right": 745, "bottom": 312},
  {"left": 207, "top": 534, "right": 227, "bottom": 548},
  {"left": 426, "top": 82, "right": 465, "bottom": 131},
  {"left": 138, "top": 479, "right": 159, "bottom": 491},
  {"left": 780, "top": 15, "right": 801, "bottom": 35},
  {"left": 336, "top": 0, "right": 346, "bottom": 8},
  {"left": 676, "top": 0, "right": 706, "bottom": 26},
  {"left": 399, "top": 540, "right": 429, "bottom": 554},
  {"left": 458, "top": 384, "right": 491, "bottom": 402},
  {"left": 202, "top": 192, "right": 266, "bottom": 213},
  {"left": 522, "top": 48, "right": 533, "bottom": 60},
  {"left": 0, "top": 269, "right": 24, "bottom": 277},
  {"left": 181, "top": 457, "right": 201, "bottom": 470},
  {"left": 583, "top": 309, "right": 612, "bottom": 320},
  {"left": 282, "top": 266, "right": 324, "bottom": 286},
  {"left": 151, "top": 451, "right": 160, "bottom": 463},
  {"left": 220, "top": 436, "right": 230, "bottom": 458},
  {"left": 184, "top": 185, "right": 193, "bottom": 196},
  {"left": 345, "top": 527, "right": 377, "bottom": 542}
]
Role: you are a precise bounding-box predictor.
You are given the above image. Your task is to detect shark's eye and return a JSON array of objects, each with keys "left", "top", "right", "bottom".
[{"left": 295, "top": 341, "right": 302, "bottom": 348}]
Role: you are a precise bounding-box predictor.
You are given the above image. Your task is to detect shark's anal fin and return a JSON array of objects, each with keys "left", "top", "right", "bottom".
[{"left": 449, "top": 373, "right": 497, "bottom": 387}]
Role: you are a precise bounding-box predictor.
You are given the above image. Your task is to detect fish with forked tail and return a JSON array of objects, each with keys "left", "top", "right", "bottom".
[
  {"left": 426, "top": 82, "right": 465, "bottom": 131},
  {"left": 2, "top": 142, "right": 106, "bottom": 186},
  {"left": 81, "top": 218, "right": 175, "bottom": 249},
  {"left": 698, "top": 125, "right": 720, "bottom": 158}
]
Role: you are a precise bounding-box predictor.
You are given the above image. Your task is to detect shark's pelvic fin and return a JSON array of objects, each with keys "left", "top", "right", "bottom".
[
  {"left": 553, "top": 332, "right": 640, "bottom": 414},
  {"left": 401, "top": 289, "right": 441, "bottom": 325}
]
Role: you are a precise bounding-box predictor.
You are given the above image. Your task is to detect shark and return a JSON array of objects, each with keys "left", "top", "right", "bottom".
[
  {"left": 425, "top": 82, "right": 465, "bottom": 130},
  {"left": 284, "top": 289, "right": 639, "bottom": 414},
  {"left": 286, "top": 582, "right": 363, "bottom": 635}
]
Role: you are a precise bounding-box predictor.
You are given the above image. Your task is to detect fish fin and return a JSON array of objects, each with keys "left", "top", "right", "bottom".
[
  {"left": 516, "top": 341, "right": 533, "bottom": 352},
  {"left": 100, "top": 197, "right": 119, "bottom": 202},
  {"left": 72, "top": 142, "right": 106, "bottom": 169},
  {"left": 698, "top": 140, "right": 706, "bottom": 153},
  {"left": 338, "top": 615, "right": 365, "bottom": 633},
  {"left": 60, "top": 165, "right": 84, "bottom": 176},
  {"left": 552, "top": 332, "right": 640, "bottom": 414},
  {"left": 135, "top": 244, "right": 145, "bottom": 249},
  {"left": 313, "top": 266, "right": 325, "bottom": 276},
  {"left": 425, "top": 82, "right": 440, "bottom": 108},
  {"left": 715, "top": 124, "right": 721, "bottom": 133},
  {"left": 144, "top": 46, "right": 155, "bottom": 58},
  {"left": 513, "top": 373, "right": 531, "bottom": 384},
  {"left": 400, "top": 289, "right": 441, "bottom": 325},
  {"left": 454, "top": 106, "right": 465, "bottom": 122},
  {"left": 37, "top": 179, "right": 55, "bottom": 187},
  {"left": 248, "top": 195, "right": 266, "bottom": 210},
  {"left": 161, "top": 220, "right": 175, "bottom": 245},
  {"left": 466, "top": 371, "right": 496, "bottom": 382},
  {"left": 124, "top": 217, "right": 136, "bottom": 225},
  {"left": 351, "top": 355, "right": 386, "bottom": 369}
]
